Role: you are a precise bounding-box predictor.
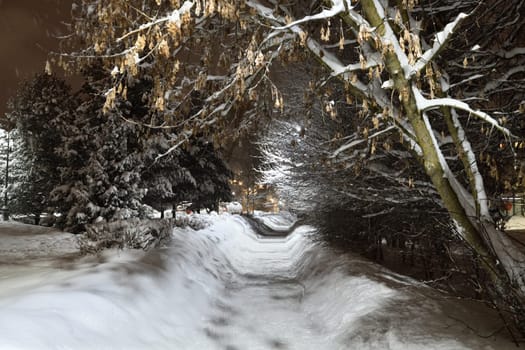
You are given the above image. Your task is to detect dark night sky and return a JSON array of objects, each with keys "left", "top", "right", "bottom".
[{"left": 0, "top": 0, "right": 73, "bottom": 119}]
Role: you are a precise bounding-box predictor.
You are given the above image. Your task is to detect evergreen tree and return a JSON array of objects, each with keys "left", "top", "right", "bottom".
[
  {"left": 42, "top": 66, "right": 234, "bottom": 230},
  {"left": 141, "top": 135, "right": 189, "bottom": 218},
  {"left": 0, "top": 129, "right": 9, "bottom": 202},
  {"left": 139, "top": 93, "right": 234, "bottom": 216},
  {"left": 4, "top": 74, "right": 76, "bottom": 223},
  {"left": 141, "top": 135, "right": 234, "bottom": 216},
  {"left": 50, "top": 68, "right": 148, "bottom": 231},
  {"left": 181, "top": 139, "right": 233, "bottom": 213},
  {"left": 8, "top": 129, "right": 47, "bottom": 223}
]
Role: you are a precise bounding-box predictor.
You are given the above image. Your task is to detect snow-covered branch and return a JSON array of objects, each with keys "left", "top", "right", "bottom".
[
  {"left": 271, "top": 0, "right": 347, "bottom": 30},
  {"left": 421, "top": 112, "right": 477, "bottom": 220},
  {"left": 247, "top": 0, "right": 370, "bottom": 97},
  {"left": 332, "top": 52, "right": 382, "bottom": 76},
  {"left": 412, "top": 13, "right": 468, "bottom": 77},
  {"left": 116, "top": 1, "right": 194, "bottom": 42},
  {"left": 412, "top": 85, "right": 512, "bottom": 137},
  {"left": 445, "top": 74, "right": 484, "bottom": 92},
  {"left": 496, "top": 47, "right": 525, "bottom": 58},
  {"left": 330, "top": 125, "right": 396, "bottom": 158},
  {"left": 483, "top": 65, "right": 525, "bottom": 93},
  {"left": 450, "top": 108, "right": 490, "bottom": 217}
]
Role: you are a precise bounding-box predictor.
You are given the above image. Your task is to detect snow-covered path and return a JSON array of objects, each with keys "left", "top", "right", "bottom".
[{"left": 0, "top": 215, "right": 517, "bottom": 349}]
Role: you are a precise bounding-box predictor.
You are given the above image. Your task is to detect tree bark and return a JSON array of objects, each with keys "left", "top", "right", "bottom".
[{"left": 360, "top": 0, "right": 503, "bottom": 286}]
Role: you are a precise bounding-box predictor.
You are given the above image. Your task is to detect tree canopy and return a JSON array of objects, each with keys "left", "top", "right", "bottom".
[
  {"left": 5, "top": 74, "right": 77, "bottom": 222},
  {"left": 3, "top": 70, "right": 233, "bottom": 231},
  {"left": 55, "top": 0, "right": 525, "bottom": 331}
]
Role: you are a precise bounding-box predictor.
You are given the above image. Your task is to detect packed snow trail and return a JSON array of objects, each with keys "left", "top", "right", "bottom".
[{"left": 0, "top": 214, "right": 516, "bottom": 349}]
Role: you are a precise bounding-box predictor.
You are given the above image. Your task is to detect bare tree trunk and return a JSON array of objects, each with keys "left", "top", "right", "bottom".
[{"left": 361, "top": 0, "right": 523, "bottom": 300}]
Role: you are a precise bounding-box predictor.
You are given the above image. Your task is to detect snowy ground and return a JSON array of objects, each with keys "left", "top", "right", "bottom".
[
  {"left": 506, "top": 215, "right": 525, "bottom": 232},
  {"left": 0, "top": 221, "right": 81, "bottom": 300},
  {"left": 252, "top": 210, "right": 297, "bottom": 232},
  {"left": 0, "top": 221, "right": 78, "bottom": 262},
  {"left": 0, "top": 214, "right": 518, "bottom": 349}
]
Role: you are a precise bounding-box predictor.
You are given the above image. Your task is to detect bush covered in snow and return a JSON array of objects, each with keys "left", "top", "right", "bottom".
[
  {"left": 79, "top": 218, "right": 174, "bottom": 254},
  {"left": 78, "top": 214, "right": 217, "bottom": 254},
  {"left": 224, "top": 202, "right": 243, "bottom": 214}
]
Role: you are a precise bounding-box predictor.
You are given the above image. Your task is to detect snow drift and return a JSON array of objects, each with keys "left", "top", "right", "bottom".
[{"left": 0, "top": 214, "right": 515, "bottom": 349}]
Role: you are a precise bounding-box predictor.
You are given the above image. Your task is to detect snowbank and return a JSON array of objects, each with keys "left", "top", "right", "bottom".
[
  {"left": 253, "top": 210, "right": 297, "bottom": 232},
  {"left": 0, "top": 214, "right": 516, "bottom": 349},
  {"left": 0, "top": 221, "right": 78, "bottom": 263}
]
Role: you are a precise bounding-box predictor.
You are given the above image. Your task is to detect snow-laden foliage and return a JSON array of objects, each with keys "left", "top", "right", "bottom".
[
  {"left": 180, "top": 139, "right": 233, "bottom": 212},
  {"left": 49, "top": 68, "right": 147, "bottom": 231},
  {"left": 3, "top": 74, "right": 77, "bottom": 222},
  {"left": 80, "top": 218, "right": 175, "bottom": 253},
  {"left": 57, "top": 0, "right": 524, "bottom": 225},
  {"left": 5, "top": 130, "right": 48, "bottom": 221},
  {"left": 50, "top": 69, "right": 233, "bottom": 231},
  {"left": 141, "top": 136, "right": 189, "bottom": 216},
  {"left": 56, "top": 0, "right": 525, "bottom": 332},
  {"left": 259, "top": 64, "right": 438, "bottom": 216},
  {"left": 141, "top": 134, "right": 233, "bottom": 215},
  {"left": 4, "top": 69, "right": 233, "bottom": 232},
  {"left": 0, "top": 129, "right": 34, "bottom": 217},
  {"left": 0, "top": 130, "right": 7, "bottom": 191}
]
